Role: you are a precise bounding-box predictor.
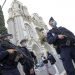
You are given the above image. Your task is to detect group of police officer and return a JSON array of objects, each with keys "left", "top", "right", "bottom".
[
  {"left": 0, "top": 17, "right": 75, "bottom": 75},
  {"left": 0, "top": 34, "right": 36, "bottom": 75}
]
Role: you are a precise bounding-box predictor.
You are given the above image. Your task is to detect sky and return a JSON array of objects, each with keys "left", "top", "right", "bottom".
[{"left": 0, "top": 0, "right": 75, "bottom": 34}]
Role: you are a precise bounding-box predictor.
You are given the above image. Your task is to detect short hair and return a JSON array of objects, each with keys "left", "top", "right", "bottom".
[
  {"left": 49, "top": 17, "right": 54, "bottom": 22},
  {"left": 20, "top": 39, "right": 28, "bottom": 44}
]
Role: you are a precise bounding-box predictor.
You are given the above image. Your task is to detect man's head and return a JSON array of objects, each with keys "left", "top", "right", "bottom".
[
  {"left": 20, "top": 39, "right": 28, "bottom": 47},
  {"left": 49, "top": 17, "right": 57, "bottom": 28}
]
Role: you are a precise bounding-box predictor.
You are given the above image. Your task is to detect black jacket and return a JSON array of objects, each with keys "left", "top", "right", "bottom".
[
  {"left": 47, "top": 26, "right": 75, "bottom": 53},
  {"left": 20, "top": 47, "right": 34, "bottom": 72},
  {"left": 0, "top": 40, "right": 34, "bottom": 73}
]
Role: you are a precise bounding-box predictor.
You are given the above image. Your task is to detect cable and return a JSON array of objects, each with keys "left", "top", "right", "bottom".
[{"left": 2, "top": 0, "right": 7, "bottom": 8}]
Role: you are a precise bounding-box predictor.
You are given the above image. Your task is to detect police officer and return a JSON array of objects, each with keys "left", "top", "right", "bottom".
[
  {"left": 0, "top": 34, "right": 21, "bottom": 75},
  {"left": 0, "top": 34, "right": 34, "bottom": 75},
  {"left": 20, "top": 39, "right": 36, "bottom": 75},
  {"left": 47, "top": 17, "right": 75, "bottom": 75}
]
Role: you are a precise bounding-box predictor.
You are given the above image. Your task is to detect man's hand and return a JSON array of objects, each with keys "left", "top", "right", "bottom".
[
  {"left": 58, "top": 34, "right": 65, "bottom": 39},
  {"left": 30, "top": 68, "right": 34, "bottom": 75},
  {"left": 7, "top": 49, "right": 16, "bottom": 54}
]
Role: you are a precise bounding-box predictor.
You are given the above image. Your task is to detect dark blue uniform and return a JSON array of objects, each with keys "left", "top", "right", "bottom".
[
  {"left": 0, "top": 45, "right": 20, "bottom": 75},
  {"left": 47, "top": 27, "right": 75, "bottom": 75},
  {"left": 0, "top": 42, "right": 34, "bottom": 75},
  {"left": 20, "top": 47, "right": 35, "bottom": 75},
  {"left": 30, "top": 51, "right": 37, "bottom": 65}
]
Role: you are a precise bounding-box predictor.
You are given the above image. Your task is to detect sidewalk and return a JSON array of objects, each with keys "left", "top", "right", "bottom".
[
  {"left": 35, "top": 65, "right": 56, "bottom": 75},
  {"left": 18, "top": 62, "right": 66, "bottom": 75}
]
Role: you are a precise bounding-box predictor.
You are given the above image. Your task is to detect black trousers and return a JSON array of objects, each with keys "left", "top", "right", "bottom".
[{"left": 60, "top": 46, "right": 75, "bottom": 75}]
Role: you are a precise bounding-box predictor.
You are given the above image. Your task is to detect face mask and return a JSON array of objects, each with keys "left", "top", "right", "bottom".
[
  {"left": 21, "top": 42, "right": 27, "bottom": 47},
  {"left": 49, "top": 20, "right": 57, "bottom": 28}
]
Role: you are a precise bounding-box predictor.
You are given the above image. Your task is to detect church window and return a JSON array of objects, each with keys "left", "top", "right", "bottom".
[
  {"left": 24, "top": 23, "right": 34, "bottom": 38},
  {"left": 18, "top": 4, "right": 20, "bottom": 8}
]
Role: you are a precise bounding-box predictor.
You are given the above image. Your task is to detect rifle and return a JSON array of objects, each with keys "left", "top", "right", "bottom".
[
  {"left": 52, "top": 27, "right": 75, "bottom": 44},
  {"left": 0, "top": 39, "right": 34, "bottom": 63},
  {"left": 58, "top": 27, "right": 75, "bottom": 45}
]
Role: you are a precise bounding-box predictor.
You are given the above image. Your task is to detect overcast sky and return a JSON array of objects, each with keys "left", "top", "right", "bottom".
[{"left": 1, "top": 0, "right": 75, "bottom": 34}]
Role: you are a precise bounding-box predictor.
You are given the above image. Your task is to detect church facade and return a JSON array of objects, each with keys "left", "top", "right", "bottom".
[{"left": 7, "top": 0, "right": 65, "bottom": 74}]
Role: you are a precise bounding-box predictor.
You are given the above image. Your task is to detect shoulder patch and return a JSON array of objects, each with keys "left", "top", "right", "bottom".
[{"left": 52, "top": 33, "right": 55, "bottom": 36}]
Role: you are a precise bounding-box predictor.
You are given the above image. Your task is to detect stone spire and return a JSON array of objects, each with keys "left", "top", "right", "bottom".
[{"left": 13, "top": 0, "right": 17, "bottom": 1}]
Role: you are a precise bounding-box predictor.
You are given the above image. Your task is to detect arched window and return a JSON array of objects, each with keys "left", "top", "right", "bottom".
[
  {"left": 24, "top": 23, "right": 34, "bottom": 38},
  {"left": 18, "top": 4, "right": 20, "bottom": 8}
]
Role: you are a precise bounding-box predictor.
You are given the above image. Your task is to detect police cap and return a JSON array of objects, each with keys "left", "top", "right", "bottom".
[{"left": 49, "top": 17, "right": 54, "bottom": 22}]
